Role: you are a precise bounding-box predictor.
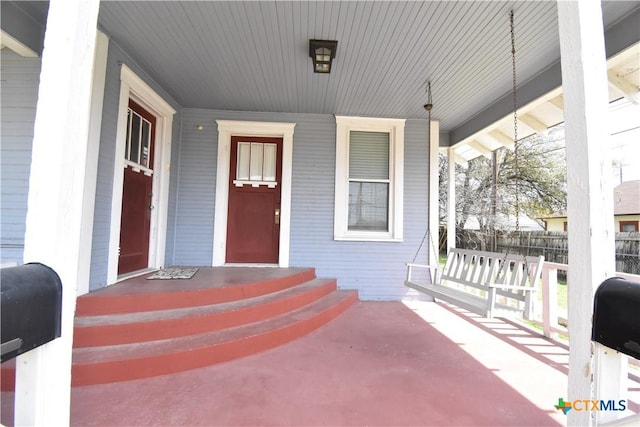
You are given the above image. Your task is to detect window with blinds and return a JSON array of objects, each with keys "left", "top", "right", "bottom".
[
  {"left": 348, "top": 131, "right": 390, "bottom": 231},
  {"left": 334, "top": 116, "right": 405, "bottom": 242}
]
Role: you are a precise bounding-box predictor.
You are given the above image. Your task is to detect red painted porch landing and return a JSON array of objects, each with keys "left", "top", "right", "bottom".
[
  {"left": 3, "top": 285, "right": 638, "bottom": 425},
  {"left": 1, "top": 300, "right": 585, "bottom": 426},
  {"left": 71, "top": 301, "right": 571, "bottom": 426}
]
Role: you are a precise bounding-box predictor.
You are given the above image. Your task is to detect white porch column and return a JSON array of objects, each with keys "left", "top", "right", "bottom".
[
  {"left": 17, "top": 0, "right": 100, "bottom": 425},
  {"left": 446, "top": 147, "right": 456, "bottom": 251},
  {"left": 77, "top": 30, "right": 109, "bottom": 296},
  {"left": 557, "top": 1, "right": 618, "bottom": 426},
  {"left": 428, "top": 120, "right": 440, "bottom": 267}
]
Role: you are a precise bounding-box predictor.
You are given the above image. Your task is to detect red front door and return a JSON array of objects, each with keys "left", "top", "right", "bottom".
[
  {"left": 226, "top": 136, "right": 283, "bottom": 263},
  {"left": 118, "top": 100, "right": 156, "bottom": 275}
]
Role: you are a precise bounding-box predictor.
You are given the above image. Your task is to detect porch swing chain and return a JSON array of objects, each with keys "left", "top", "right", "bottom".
[
  {"left": 508, "top": 10, "right": 531, "bottom": 281},
  {"left": 412, "top": 82, "right": 438, "bottom": 264},
  {"left": 498, "top": 10, "right": 520, "bottom": 273},
  {"left": 412, "top": 227, "right": 438, "bottom": 264},
  {"left": 511, "top": 10, "right": 520, "bottom": 234},
  {"left": 495, "top": 11, "right": 528, "bottom": 283}
]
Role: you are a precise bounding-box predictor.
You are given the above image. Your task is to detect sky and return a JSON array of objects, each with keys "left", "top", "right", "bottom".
[{"left": 609, "top": 98, "right": 640, "bottom": 184}]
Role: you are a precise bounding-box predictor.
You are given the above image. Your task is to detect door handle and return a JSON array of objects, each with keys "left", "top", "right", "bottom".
[{"left": 275, "top": 208, "right": 280, "bottom": 225}]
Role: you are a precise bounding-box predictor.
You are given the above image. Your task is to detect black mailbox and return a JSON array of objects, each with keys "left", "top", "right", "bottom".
[
  {"left": 1, "top": 263, "right": 62, "bottom": 362},
  {"left": 592, "top": 277, "right": 640, "bottom": 360}
]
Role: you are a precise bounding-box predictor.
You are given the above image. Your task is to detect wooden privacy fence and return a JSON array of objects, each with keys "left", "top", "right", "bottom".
[{"left": 455, "top": 230, "right": 640, "bottom": 275}]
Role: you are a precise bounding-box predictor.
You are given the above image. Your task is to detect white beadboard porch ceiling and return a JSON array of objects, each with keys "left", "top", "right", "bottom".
[
  {"left": 115, "top": 0, "right": 549, "bottom": 121},
  {"left": 16, "top": 1, "right": 640, "bottom": 152}
]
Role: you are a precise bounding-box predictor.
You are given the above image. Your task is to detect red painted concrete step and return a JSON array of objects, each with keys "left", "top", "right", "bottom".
[
  {"left": 71, "top": 290, "right": 358, "bottom": 386},
  {"left": 76, "top": 267, "right": 317, "bottom": 315},
  {"left": 74, "top": 278, "right": 337, "bottom": 347},
  {"left": 1, "top": 268, "right": 359, "bottom": 390}
]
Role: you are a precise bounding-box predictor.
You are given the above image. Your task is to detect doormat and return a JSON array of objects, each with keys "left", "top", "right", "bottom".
[{"left": 147, "top": 267, "right": 199, "bottom": 280}]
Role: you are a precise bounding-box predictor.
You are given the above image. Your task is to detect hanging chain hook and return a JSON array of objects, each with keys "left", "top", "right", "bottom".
[
  {"left": 424, "top": 81, "right": 433, "bottom": 114},
  {"left": 413, "top": 81, "right": 438, "bottom": 263}
]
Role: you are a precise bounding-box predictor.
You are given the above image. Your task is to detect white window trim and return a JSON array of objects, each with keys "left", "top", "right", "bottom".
[
  {"left": 107, "top": 64, "right": 176, "bottom": 285},
  {"left": 213, "top": 120, "right": 295, "bottom": 267},
  {"left": 334, "top": 116, "right": 405, "bottom": 242}
]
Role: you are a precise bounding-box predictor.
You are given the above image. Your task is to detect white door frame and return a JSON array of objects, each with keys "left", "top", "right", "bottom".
[
  {"left": 107, "top": 64, "right": 176, "bottom": 284},
  {"left": 213, "top": 120, "right": 295, "bottom": 267}
]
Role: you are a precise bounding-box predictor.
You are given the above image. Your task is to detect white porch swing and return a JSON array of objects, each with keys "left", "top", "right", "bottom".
[{"left": 405, "top": 11, "right": 545, "bottom": 319}]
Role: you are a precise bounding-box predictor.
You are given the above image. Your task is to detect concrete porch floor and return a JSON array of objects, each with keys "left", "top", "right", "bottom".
[{"left": 3, "top": 300, "right": 639, "bottom": 426}]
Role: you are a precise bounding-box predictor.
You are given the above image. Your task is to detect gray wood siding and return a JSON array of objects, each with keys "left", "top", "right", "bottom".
[
  {"left": 170, "top": 110, "right": 218, "bottom": 265},
  {"left": 0, "top": 50, "right": 41, "bottom": 265},
  {"left": 174, "top": 109, "right": 432, "bottom": 300},
  {"left": 289, "top": 116, "right": 432, "bottom": 300},
  {"left": 89, "top": 42, "right": 182, "bottom": 290}
]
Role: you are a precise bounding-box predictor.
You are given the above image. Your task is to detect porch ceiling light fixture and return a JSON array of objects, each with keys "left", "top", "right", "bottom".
[{"left": 309, "top": 39, "right": 337, "bottom": 73}]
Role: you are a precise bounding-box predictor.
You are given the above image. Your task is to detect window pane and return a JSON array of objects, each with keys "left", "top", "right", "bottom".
[
  {"left": 141, "top": 119, "right": 151, "bottom": 167},
  {"left": 125, "top": 109, "right": 132, "bottom": 161},
  {"left": 263, "top": 143, "right": 277, "bottom": 181},
  {"left": 348, "top": 182, "right": 389, "bottom": 231},
  {"left": 349, "top": 131, "right": 389, "bottom": 180},
  {"left": 250, "top": 143, "right": 264, "bottom": 181},
  {"left": 129, "top": 112, "right": 141, "bottom": 164},
  {"left": 237, "top": 142, "right": 251, "bottom": 180}
]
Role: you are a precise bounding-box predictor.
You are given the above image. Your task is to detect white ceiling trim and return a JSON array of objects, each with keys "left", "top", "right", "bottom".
[
  {"left": 450, "top": 41, "right": 640, "bottom": 165},
  {"left": 518, "top": 114, "right": 550, "bottom": 136},
  {"left": 608, "top": 70, "right": 640, "bottom": 105},
  {"left": 0, "top": 29, "right": 38, "bottom": 57}
]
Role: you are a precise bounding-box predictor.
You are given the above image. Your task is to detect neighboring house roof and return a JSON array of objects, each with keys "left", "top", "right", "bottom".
[
  {"left": 614, "top": 180, "right": 640, "bottom": 215},
  {"left": 539, "top": 180, "right": 640, "bottom": 220},
  {"left": 464, "top": 214, "right": 544, "bottom": 231},
  {"left": 539, "top": 212, "right": 568, "bottom": 220}
]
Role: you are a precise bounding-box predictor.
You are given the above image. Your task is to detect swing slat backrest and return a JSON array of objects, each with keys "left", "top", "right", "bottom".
[
  {"left": 406, "top": 247, "right": 544, "bottom": 318},
  {"left": 440, "top": 248, "right": 507, "bottom": 292},
  {"left": 493, "top": 253, "right": 545, "bottom": 302}
]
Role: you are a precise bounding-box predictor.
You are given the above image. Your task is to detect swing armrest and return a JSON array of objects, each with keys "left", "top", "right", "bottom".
[
  {"left": 406, "top": 263, "right": 439, "bottom": 283},
  {"left": 406, "top": 263, "right": 439, "bottom": 270}
]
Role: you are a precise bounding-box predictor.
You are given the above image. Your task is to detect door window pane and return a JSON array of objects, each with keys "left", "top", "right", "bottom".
[
  {"left": 236, "top": 142, "right": 277, "bottom": 182},
  {"left": 141, "top": 119, "right": 151, "bottom": 167},
  {"left": 129, "top": 111, "right": 141, "bottom": 163},
  {"left": 250, "top": 143, "right": 264, "bottom": 181},
  {"left": 263, "top": 144, "right": 277, "bottom": 181},
  {"left": 237, "top": 142, "right": 251, "bottom": 180},
  {"left": 125, "top": 110, "right": 132, "bottom": 162},
  {"left": 125, "top": 107, "right": 152, "bottom": 168}
]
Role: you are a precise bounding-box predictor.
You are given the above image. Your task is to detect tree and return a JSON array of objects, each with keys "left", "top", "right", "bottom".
[{"left": 440, "top": 124, "right": 567, "bottom": 232}]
